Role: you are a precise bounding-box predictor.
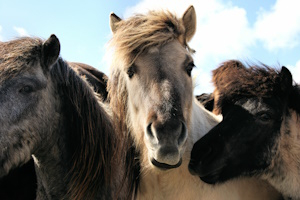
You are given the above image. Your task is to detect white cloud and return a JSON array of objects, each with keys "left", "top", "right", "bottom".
[
  {"left": 124, "top": 0, "right": 254, "bottom": 64},
  {"left": 287, "top": 60, "right": 300, "bottom": 84},
  {"left": 254, "top": 0, "right": 300, "bottom": 51},
  {"left": 193, "top": 68, "right": 214, "bottom": 94},
  {"left": 13, "top": 26, "right": 29, "bottom": 37}
]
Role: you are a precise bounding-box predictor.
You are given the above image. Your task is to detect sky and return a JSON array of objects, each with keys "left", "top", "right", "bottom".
[{"left": 1, "top": 0, "right": 300, "bottom": 94}]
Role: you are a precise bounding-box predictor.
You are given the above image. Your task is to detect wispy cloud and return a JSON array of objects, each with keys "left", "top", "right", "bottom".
[
  {"left": 254, "top": 0, "right": 300, "bottom": 51},
  {"left": 13, "top": 26, "right": 29, "bottom": 37}
]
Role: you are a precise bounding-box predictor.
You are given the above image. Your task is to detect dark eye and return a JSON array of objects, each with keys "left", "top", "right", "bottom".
[
  {"left": 19, "top": 85, "right": 34, "bottom": 94},
  {"left": 127, "top": 65, "right": 136, "bottom": 79},
  {"left": 186, "top": 62, "right": 195, "bottom": 77},
  {"left": 257, "top": 112, "right": 272, "bottom": 122}
]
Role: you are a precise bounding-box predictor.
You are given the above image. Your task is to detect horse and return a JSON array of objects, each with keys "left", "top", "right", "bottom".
[
  {"left": 0, "top": 35, "right": 119, "bottom": 199},
  {"left": 107, "top": 6, "right": 281, "bottom": 199},
  {"left": 68, "top": 62, "right": 108, "bottom": 101},
  {"left": 0, "top": 57, "right": 109, "bottom": 200},
  {"left": 0, "top": 60, "right": 109, "bottom": 200},
  {"left": 196, "top": 93, "right": 214, "bottom": 112},
  {"left": 188, "top": 60, "right": 300, "bottom": 199}
]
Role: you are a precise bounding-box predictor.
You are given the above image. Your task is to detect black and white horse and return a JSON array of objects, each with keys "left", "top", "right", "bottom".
[{"left": 189, "top": 60, "right": 299, "bottom": 199}]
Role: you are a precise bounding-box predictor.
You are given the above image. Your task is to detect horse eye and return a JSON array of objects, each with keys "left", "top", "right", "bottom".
[
  {"left": 186, "top": 62, "right": 195, "bottom": 77},
  {"left": 127, "top": 65, "right": 135, "bottom": 79},
  {"left": 258, "top": 112, "right": 272, "bottom": 122},
  {"left": 19, "top": 85, "right": 34, "bottom": 94}
]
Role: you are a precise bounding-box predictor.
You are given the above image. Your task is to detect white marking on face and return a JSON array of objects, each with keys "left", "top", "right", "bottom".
[
  {"left": 160, "top": 80, "right": 172, "bottom": 113},
  {"left": 240, "top": 98, "right": 270, "bottom": 115}
]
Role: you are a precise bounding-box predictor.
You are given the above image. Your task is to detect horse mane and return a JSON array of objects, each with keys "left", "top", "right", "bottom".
[
  {"left": 108, "top": 9, "right": 192, "bottom": 66},
  {"left": 212, "top": 60, "right": 284, "bottom": 111},
  {"left": 107, "top": 68, "right": 140, "bottom": 199},
  {"left": 289, "top": 84, "right": 300, "bottom": 115},
  {"left": 0, "top": 37, "right": 43, "bottom": 83},
  {"left": 51, "top": 59, "right": 117, "bottom": 199}
]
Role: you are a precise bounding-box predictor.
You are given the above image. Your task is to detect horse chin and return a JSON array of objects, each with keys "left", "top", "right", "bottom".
[
  {"left": 151, "top": 158, "right": 182, "bottom": 170},
  {"left": 200, "top": 172, "right": 221, "bottom": 184},
  {"left": 189, "top": 161, "right": 226, "bottom": 184}
]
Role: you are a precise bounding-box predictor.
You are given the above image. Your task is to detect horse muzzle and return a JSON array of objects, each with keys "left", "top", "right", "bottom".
[{"left": 145, "top": 119, "right": 188, "bottom": 169}]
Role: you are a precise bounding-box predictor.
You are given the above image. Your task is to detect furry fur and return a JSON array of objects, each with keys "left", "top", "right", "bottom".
[
  {"left": 108, "top": 6, "right": 280, "bottom": 199},
  {"left": 189, "top": 60, "right": 299, "bottom": 199},
  {"left": 0, "top": 35, "right": 118, "bottom": 199}
]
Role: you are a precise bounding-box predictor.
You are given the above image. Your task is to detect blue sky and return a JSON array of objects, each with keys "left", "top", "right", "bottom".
[{"left": 1, "top": 0, "right": 300, "bottom": 94}]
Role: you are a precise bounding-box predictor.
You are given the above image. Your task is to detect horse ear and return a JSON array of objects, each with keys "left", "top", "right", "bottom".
[
  {"left": 110, "top": 12, "right": 122, "bottom": 33},
  {"left": 42, "top": 34, "right": 60, "bottom": 69},
  {"left": 182, "top": 5, "right": 196, "bottom": 42},
  {"left": 280, "top": 66, "right": 293, "bottom": 93}
]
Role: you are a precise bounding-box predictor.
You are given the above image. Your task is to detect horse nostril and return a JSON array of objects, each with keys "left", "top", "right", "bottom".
[
  {"left": 178, "top": 122, "right": 187, "bottom": 146},
  {"left": 191, "top": 143, "right": 214, "bottom": 165},
  {"left": 146, "top": 123, "right": 154, "bottom": 139},
  {"left": 202, "top": 146, "right": 212, "bottom": 160},
  {"left": 198, "top": 146, "right": 215, "bottom": 165}
]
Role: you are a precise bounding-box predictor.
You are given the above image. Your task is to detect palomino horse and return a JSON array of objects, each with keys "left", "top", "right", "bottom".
[
  {"left": 108, "top": 6, "right": 281, "bottom": 199},
  {"left": 189, "top": 60, "right": 300, "bottom": 199},
  {"left": 0, "top": 35, "right": 119, "bottom": 199}
]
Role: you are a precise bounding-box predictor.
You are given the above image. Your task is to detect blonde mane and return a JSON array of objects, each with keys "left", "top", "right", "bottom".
[{"left": 109, "top": 10, "right": 194, "bottom": 66}]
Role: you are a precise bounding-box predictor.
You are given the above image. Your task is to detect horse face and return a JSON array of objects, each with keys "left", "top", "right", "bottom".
[
  {"left": 0, "top": 35, "right": 60, "bottom": 177},
  {"left": 0, "top": 66, "right": 58, "bottom": 176},
  {"left": 189, "top": 97, "right": 284, "bottom": 184},
  {"left": 126, "top": 40, "right": 194, "bottom": 169}
]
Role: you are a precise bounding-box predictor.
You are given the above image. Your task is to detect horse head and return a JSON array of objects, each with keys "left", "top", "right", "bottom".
[
  {"left": 189, "top": 60, "right": 294, "bottom": 184},
  {"left": 0, "top": 35, "right": 60, "bottom": 177},
  {"left": 108, "top": 6, "right": 196, "bottom": 170}
]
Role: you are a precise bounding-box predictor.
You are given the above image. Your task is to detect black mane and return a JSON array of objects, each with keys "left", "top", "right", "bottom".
[{"left": 289, "top": 84, "right": 300, "bottom": 115}]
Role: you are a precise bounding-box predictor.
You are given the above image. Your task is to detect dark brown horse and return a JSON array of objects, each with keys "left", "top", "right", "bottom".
[
  {"left": 0, "top": 35, "right": 119, "bottom": 199},
  {"left": 69, "top": 62, "right": 108, "bottom": 101},
  {"left": 189, "top": 60, "right": 299, "bottom": 199}
]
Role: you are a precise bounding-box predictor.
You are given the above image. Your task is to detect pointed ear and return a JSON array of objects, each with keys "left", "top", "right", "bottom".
[
  {"left": 110, "top": 12, "right": 122, "bottom": 33},
  {"left": 280, "top": 66, "right": 293, "bottom": 94},
  {"left": 42, "top": 34, "right": 60, "bottom": 69},
  {"left": 182, "top": 5, "right": 196, "bottom": 42}
]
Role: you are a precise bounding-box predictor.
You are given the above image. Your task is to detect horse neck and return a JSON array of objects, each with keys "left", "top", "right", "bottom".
[
  {"left": 266, "top": 109, "right": 300, "bottom": 198},
  {"left": 32, "top": 116, "right": 72, "bottom": 200},
  {"left": 189, "top": 98, "right": 222, "bottom": 148}
]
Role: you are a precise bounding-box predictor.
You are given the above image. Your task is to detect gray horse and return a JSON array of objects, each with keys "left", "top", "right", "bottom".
[{"left": 0, "top": 35, "right": 121, "bottom": 199}]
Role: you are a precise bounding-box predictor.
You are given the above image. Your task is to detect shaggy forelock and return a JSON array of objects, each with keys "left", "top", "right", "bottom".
[
  {"left": 213, "top": 60, "right": 281, "bottom": 107},
  {"left": 109, "top": 10, "right": 188, "bottom": 66},
  {"left": 0, "top": 37, "right": 43, "bottom": 83}
]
